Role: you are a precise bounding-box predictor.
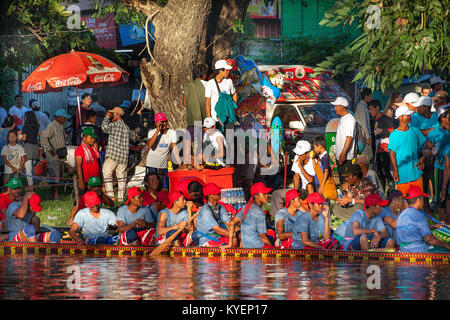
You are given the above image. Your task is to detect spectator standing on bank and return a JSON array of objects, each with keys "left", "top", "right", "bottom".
[
  {"left": 354, "top": 88, "right": 373, "bottom": 161},
  {"left": 19, "top": 111, "right": 40, "bottom": 190},
  {"left": 429, "top": 76, "right": 445, "bottom": 98},
  {"left": 9, "top": 95, "right": 29, "bottom": 130},
  {"left": 29, "top": 100, "right": 50, "bottom": 132},
  {"left": 75, "top": 127, "right": 101, "bottom": 195},
  {"left": 1, "top": 130, "right": 26, "bottom": 186},
  {"left": 101, "top": 107, "right": 130, "bottom": 202},
  {"left": 75, "top": 93, "right": 93, "bottom": 134},
  {"left": 0, "top": 97, "right": 7, "bottom": 130}
]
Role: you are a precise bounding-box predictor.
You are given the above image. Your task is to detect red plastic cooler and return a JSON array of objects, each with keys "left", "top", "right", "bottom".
[{"left": 168, "top": 167, "right": 234, "bottom": 191}]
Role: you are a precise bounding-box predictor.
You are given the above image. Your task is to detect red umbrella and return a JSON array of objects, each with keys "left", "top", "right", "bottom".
[{"left": 22, "top": 51, "right": 129, "bottom": 124}]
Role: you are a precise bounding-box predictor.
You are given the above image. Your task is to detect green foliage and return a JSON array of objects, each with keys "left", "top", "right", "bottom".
[
  {"left": 91, "top": 0, "right": 148, "bottom": 27},
  {"left": 318, "top": 0, "right": 449, "bottom": 92}
]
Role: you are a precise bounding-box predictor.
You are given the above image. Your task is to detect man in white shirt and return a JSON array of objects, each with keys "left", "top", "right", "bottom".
[
  {"left": 9, "top": 95, "right": 30, "bottom": 130},
  {"left": 291, "top": 140, "right": 316, "bottom": 191},
  {"left": 332, "top": 96, "right": 356, "bottom": 183},
  {"left": 205, "top": 59, "right": 237, "bottom": 126},
  {"left": 146, "top": 112, "right": 182, "bottom": 190}
]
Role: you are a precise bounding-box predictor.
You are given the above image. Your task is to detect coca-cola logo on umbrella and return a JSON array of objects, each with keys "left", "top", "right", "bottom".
[
  {"left": 92, "top": 73, "right": 118, "bottom": 83},
  {"left": 36, "top": 61, "right": 54, "bottom": 72},
  {"left": 26, "top": 83, "right": 43, "bottom": 91},
  {"left": 51, "top": 77, "right": 83, "bottom": 88}
]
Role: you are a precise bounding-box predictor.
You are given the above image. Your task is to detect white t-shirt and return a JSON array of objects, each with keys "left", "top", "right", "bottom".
[
  {"left": 146, "top": 129, "right": 178, "bottom": 169},
  {"left": 203, "top": 129, "right": 227, "bottom": 165},
  {"left": 1, "top": 144, "right": 26, "bottom": 174},
  {"left": 204, "top": 78, "right": 236, "bottom": 122},
  {"left": 291, "top": 153, "right": 315, "bottom": 189},
  {"left": 335, "top": 113, "right": 356, "bottom": 161}
]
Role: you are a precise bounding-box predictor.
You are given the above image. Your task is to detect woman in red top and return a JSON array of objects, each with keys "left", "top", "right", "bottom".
[{"left": 75, "top": 127, "right": 101, "bottom": 193}]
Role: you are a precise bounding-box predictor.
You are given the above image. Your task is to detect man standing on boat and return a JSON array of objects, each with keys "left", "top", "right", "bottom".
[
  {"left": 342, "top": 193, "right": 394, "bottom": 251},
  {"left": 396, "top": 186, "right": 450, "bottom": 253},
  {"left": 292, "top": 192, "right": 338, "bottom": 250},
  {"left": 117, "top": 187, "right": 156, "bottom": 246},
  {"left": 69, "top": 191, "right": 118, "bottom": 247}
]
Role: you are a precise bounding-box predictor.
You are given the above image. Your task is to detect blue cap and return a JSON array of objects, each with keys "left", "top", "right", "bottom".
[
  {"left": 54, "top": 109, "right": 71, "bottom": 119},
  {"left": 120, "top": 100, "right": 131, "bottom": 108}
]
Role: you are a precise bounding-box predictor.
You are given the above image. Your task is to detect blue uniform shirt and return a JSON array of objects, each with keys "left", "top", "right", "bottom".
[
  {"left": 156, "top": 208, "right": 189, "bottom": 236},
  {"left": 388, "top": 126, "right": 426, "bottom": 184},
  {"left": 196, "top": 204, "right": 230, "bottom": 246},
  {"left": 396, "top": 207, "right": 431, "bottom": 252},
  {"left": 6, "top": 202, "right": 33, "bottom": 241},
  {"left": 117, "top": 205, "right": 155, "bottom": 226},
  {"left": 237, "top": 204, "right": 267, "bottom": 249},
  {"left": 380, "top": 207, "right": 398, "bottom": 243},
  {"left": 148, "top": 204, "right": 159, "bottom": 223},
  {"left": 426, "top": 125, "right": 450, "bottom": 170},
  {"left": 411, "top": 112, "right": 438, "bottom": 130},
  {"left": 444, "top": 144, "right": 450, "bottom": 196},
  {"left": 275, "top": 208, "right": 302, "bottom": 236},
  {"left": 292, "top": 212, "right": 327, "bottom": 249},
  {"left": 73, "top": 207, "right": 117, "bottom": 240},
  {"left": 344, "top": 210, "right": 386, "bottom": 238}
]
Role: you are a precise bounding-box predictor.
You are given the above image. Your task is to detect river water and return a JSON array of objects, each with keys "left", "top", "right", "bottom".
[{"left": 0, "top": 255, "right": 448, "bottom": 300}]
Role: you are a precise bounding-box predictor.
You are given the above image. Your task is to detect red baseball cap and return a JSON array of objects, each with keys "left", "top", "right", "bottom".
[
  {"left": 29, "top": 193, "right": 42, "bottom": 213},
  {"left": 306, "top": 192, "right": 326, "bottom": 204},
  {"left": 157, "top": 191, "right": 170, "bottom": 208},
  {"left": 364, "top": 193, "right": 389, "bottom": 210},
  {"left": 203, "top": 183, "right": 221, "bottom": 197},
  {"left": 84, "top": 191, "right": 101, "bottom": 208},
  {"left": 405, "top": 186, "right": 428, "bottom": 199},
  {"left": 126, "top": 187, "right": 143, "bottom": 204},
  {"left": 284, "top": 189, "right": 301, "bottom": 207},
  {"left": 250, "top": 182, "right": 273, "bottom": 196},
  {"left": 168, "top": 191, "right": 183, "bottom": 209}
]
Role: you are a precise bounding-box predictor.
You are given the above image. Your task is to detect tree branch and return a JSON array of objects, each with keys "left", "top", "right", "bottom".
[{"left": 121, "top": 0, "right": 162, "bottom": 17}]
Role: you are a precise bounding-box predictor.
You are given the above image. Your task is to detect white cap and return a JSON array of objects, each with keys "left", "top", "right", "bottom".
[
  {"left": 395, "top": 106, "right": 414, "bottom": 119},
  {"left": 330, "top": 96, "right": 349, "bottom": 107},
  {"left": 31, "top": 101, "right": 40, "bottom": 109},
  {"left": 214, "top": 59, "right": 233, "bottom": 70},
  {"left": 293, "top": 140, "right": 311, "bottom": 155},
  {"left": 438, "top": 105, "right": 449, "bottom": 119},
  {"left": 203, "top": 117, "right": 216, "bottom": 128},
  {"left": 430, "top": 76, "right": 445, "bottom": 86},
  {"left": 403, "top": 92, "right": 420, "bottom": 104},
  {"left": 412, "top": 96, "right": 433, "bottom": 108}
]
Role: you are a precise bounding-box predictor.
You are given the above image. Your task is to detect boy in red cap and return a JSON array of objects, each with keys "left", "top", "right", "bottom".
[
  {"left": 274, "top": 189, "right": 304, "bottom": 249},
  {"left": 155, "top": 191, "right": 196, "bottom": 246},
  {"left": 69, "top": 191, "right": 118, "bottom": 246},
  {"left": 6, "top": 192, "right": 61, "bottom": 243},
  {"left": 117, "top": 187, "right": 157, "bottom": 246},
  {"left": 195, "top": 183, "right": 236, "bottom": 247},
  {"left": 292, "top": 192, "right": 338, "bottom": 250},
  {"left": 396, "top": 186, "right": 450, "bottom": 253},
  {"left": 342, "top": 193, "right": 394, "bottom": 251},
  {"left": 232, "top": 182, "right": 275, "bottom": 248}
]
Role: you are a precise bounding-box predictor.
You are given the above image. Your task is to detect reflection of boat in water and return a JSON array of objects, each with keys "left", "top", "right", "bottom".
[{"left": 0, "top": 241, "right": 448, "bottom": 264}]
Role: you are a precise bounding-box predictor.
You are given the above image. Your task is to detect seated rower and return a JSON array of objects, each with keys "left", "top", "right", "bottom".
[
  {"left": 275, "top": 189, "right": 304, "bottom": 249},
  {"left": 69, "top": 191, "right": 118, "bottom": 247},
  {"left": 142, "top": 172, "right": 160, "bottom": 206},
  {"left": 117, "top": 187, "right": 156, "bottom": 246},
  {"left": 68, "top": 176, "right": 114, "bottom": 225},
  {"left": 6, "top": 192, "right": 61, "bottom": 243},
  {"left": 148, "top": 190, "right": 170, "bottom": 223},
  {"left": 195, "top": 183, "right": 236, "bottom": 247},
  {"left": 233, "top": 182, "right": 275, "bottom": 249},
  {"left": 155, "top": 191, "right": 196, "bottom": 247},
  {"left": 397, "top": 186, "right": 450, "bottom": 253},
  {"left": 292, "top": 192, "right": 338, "bottom": 250},
  {"left": 0, "top": 177, "right": 26, "bottom": 237},
  {"left": 380, "top": 190, "right": 404, "bottom": 245},
  {"left": 175, "top": 177, "right": 205, "bottom": 212},
  {"left": 343, "top": 193, "right": 395, "bottom": 251}
]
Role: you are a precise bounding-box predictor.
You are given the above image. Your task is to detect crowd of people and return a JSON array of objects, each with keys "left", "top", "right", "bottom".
[{"left": 0, "top": 62, "right": 449, "bottom": 253}]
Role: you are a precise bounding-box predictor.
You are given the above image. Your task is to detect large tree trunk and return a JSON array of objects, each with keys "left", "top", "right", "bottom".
[{"left": 124, "top": 0, "right": 250, "bottom": 129}]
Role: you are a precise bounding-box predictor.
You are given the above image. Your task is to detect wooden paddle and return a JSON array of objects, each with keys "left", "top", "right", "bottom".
[{"left": 149, "top": 212, "right": 199, "bottom": 257}]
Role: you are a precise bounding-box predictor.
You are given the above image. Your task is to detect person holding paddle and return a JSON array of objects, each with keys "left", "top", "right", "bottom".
[{"left": 155, "top": 191, "right": 197, "bottom": 247}]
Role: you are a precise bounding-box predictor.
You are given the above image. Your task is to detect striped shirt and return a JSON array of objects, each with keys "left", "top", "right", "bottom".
[
  {"left": 102, "top": 117, "right": 130, "bottom": 165},
  {"left": 40, "top": 120, "right": 67, "bottom": 161}
]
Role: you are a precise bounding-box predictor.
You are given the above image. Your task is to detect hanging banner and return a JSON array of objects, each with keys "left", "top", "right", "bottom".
[
  {"left": 81, "top": 13, "right": 117, "bottom": 49},
  {"left": 119, "top": 23, "right": 155, "bottom": 47},
  {"left": 248, "top": 0, "right": 279, "bottom": 19}
]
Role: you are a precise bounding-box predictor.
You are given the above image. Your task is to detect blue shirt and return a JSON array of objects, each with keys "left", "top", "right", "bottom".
[
  {"left": 396, "top": 207, "right": 431, "bottom": 252},
  {"left": 6, "top": 202, "right": 31, "bottom": 241},
  {"left": 292, "top": 212, "right": 327, "bottom": 249},
  {"left": 156, "top": 208, "right": 189, "bottom": 236},
  {"left": 196, "top": 204, "right": 230, "bottom": 246},
  {"left": 411, "top": 112, "right": 438, "bottom": 130},
  {"left": 117, "top": 205, "right": 155, "bottom": 226},
  {"left": 148, "top": 204, "right": 159, "bottom": 223},
  {"left": 73, "top": 207, "right": 117, "bottom": 240},
  {"left": 344, "top": 210, "right": 386, "bottom": 238},
  {"left": 380, "top": 207, "right": 399, "bottom": 243},
  {"left": 388, "top": 126, "right": 426, "bottom": 184},
  {"left": 274, "top": 208, "right": 302, "bottom": 236},
  {"left": 237, "top": 204, "right": 267, "bottom": 249},
  {"left": 426, "top": 125, "right": 450, "bottom": 170},
  {"left": 444, "top": 144, "right": 450, "bottom": 196}
]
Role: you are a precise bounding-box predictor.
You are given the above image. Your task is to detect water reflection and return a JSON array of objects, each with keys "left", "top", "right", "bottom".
[{"left": 0, "top": 256, "right": 448, "bottom": 300}]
